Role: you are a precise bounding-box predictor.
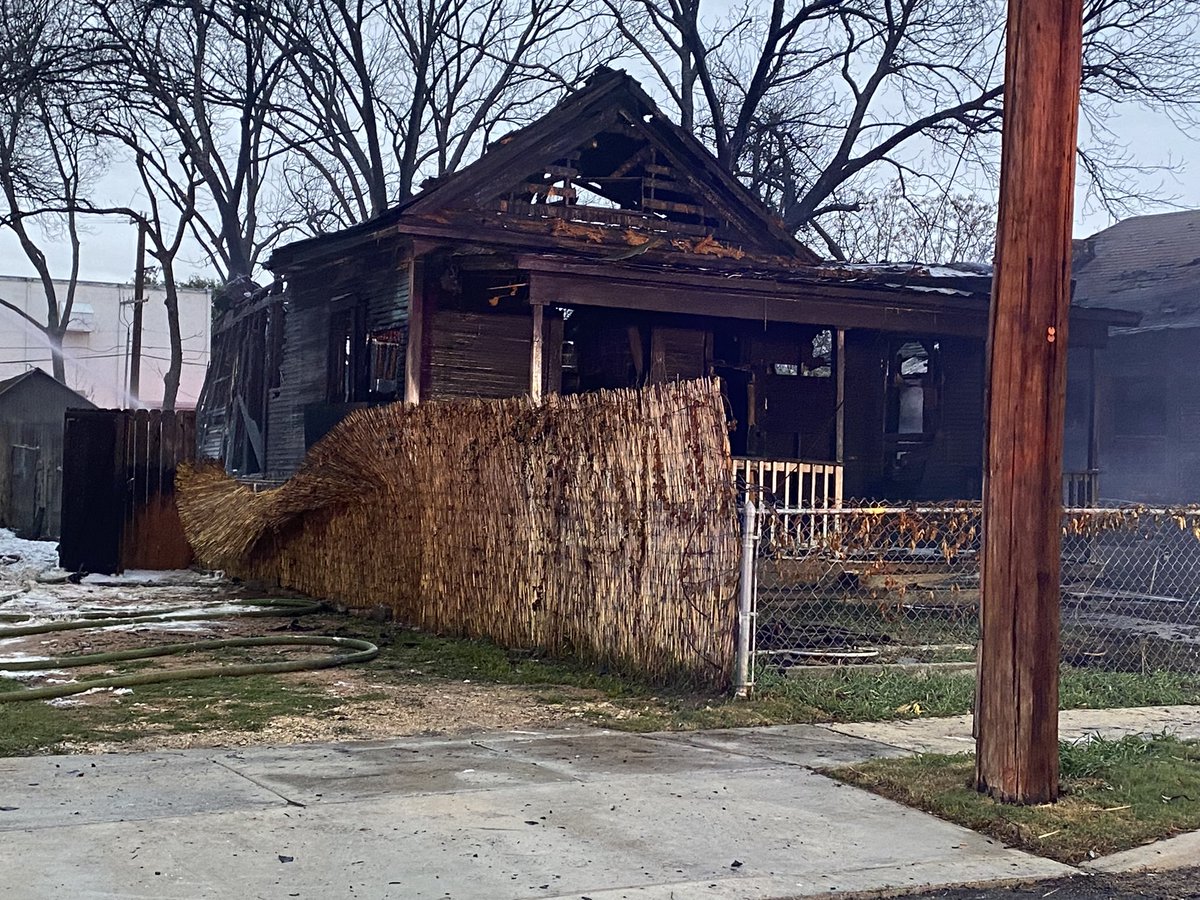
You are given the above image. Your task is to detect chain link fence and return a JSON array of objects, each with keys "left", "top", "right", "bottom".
[{"left": 738, "top": 497, "right": 1200, "bottom": 692}]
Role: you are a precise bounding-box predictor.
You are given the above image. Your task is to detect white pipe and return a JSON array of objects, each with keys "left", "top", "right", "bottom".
[{"left": 735, "top": 497, "right": 757, "bottom": 698}]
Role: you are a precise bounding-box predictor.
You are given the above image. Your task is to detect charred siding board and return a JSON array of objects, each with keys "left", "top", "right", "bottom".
[
  {"left": 427, "top": 311, "right": 531, "bottom": 400},
  {"left": 650, "top": 326, "right": 710, "bottom": 382},
  {"left": 267, "top": 299, "right": 330, "bottom": 477},
  {"left": 365, "top": 262, "right": 409, "bottom": 331},
  {"left": 841, "top": 330, "right": 887, "bottom": 498}
]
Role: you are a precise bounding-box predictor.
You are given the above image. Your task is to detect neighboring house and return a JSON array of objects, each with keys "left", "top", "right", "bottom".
[
  {"left": 200, "top": 68, "right": 1133, "bottom": 504},
  {"left": 0, "top": 276, "right": 212, "bottom": 409},
  {"left": 0, "top": 369, "right": 95, "bottom": 539},
  {"left": 1073, "top": 211, "right": 1200, "bottom": 505}
]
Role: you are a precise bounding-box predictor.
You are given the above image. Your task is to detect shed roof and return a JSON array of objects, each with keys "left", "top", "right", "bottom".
[
  {"left": 0, "top": 368, "right": 95, "bottom": 411},
  {"left": 1072, "top": 210, "right": 1200, "bottom": 332}
]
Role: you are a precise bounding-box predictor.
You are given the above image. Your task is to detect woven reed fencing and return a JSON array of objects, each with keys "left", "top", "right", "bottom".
[{"left": 177, "top": 378, "right": 739, "bottom": 685}]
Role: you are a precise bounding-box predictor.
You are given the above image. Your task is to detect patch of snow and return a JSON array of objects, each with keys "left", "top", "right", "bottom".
[
  {"left": 0, "top": 529, "right": 60, "bottom": 583},
  {"left": 882, "top": 282, "right": 972, "bottom": 296},
  {"left": 103, "top": 620, "right": 223, "bottom": 634},
  {"left": 46, "top": 687, "right": 132, "bottom": 707},
  {"left": 0, "top": 669, "right": 67, "bottom": 680},
  {"left": 81, "top": 570, "right": 223, "bottom": 587}
]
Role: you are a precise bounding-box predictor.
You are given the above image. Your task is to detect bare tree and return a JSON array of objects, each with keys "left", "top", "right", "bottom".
[
  {"left": 71, "top": 135, "right": 204, "bottom": 410},
  {"left": 604, "top": 0, "right": 1200, "bottom": 238},
  {"left": 805, "top": 179, "right": 997, "bottom": 263},
  {"left": 0, "top": 0, "right": 100, "bottom": 382},
  {"left": 264, "top": 0, "right": 615, "bottom": 233},
  {"left": 87, "top": 0, "right": 290, "bottom": 281}
]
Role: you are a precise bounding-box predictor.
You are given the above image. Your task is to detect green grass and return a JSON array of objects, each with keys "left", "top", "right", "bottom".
[
  {"left": 582, "top": 666, "right": 1200, "bottom": 733},
  {"left": 358, "top": 623, "right": 643, "bottom": 696},
  {"left": 0, "top": 671, "right": 344, "bottom": 754},
  {"left": 826, "top": 734, "right": 1200, "bottom": 864}
]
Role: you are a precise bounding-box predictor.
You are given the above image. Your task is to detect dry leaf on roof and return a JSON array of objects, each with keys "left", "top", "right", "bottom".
[{"left": 549, "top": 218, "right": 607, "bottom": 243}]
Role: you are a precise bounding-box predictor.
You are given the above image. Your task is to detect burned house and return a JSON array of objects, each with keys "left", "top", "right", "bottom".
[
  {"left": 1073, "top": 211, "right": 1200, "bottom": 505},
  {"left": 199, "top": 68, "right": 1133, "bottom": 504}
]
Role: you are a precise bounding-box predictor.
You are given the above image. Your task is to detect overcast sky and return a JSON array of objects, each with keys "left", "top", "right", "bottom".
[{"left": 2, "top": 92, "right": 1196, "bottom": 286}]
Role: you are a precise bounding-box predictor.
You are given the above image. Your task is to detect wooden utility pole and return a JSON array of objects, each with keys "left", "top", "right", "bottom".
[
  {"left": 128, "top": 221, "right": 147, "bottom": 407},
  {"left": 976, "top": 0, "right": 1084, "bottom": 804}
]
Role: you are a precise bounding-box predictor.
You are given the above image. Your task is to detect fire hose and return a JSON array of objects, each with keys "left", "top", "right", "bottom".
[{"left": 0, "top": 598, "right": 379, "bottom": 703}]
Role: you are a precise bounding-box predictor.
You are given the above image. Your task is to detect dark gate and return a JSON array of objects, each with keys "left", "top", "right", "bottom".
[{"left": 60, "top": 409, "right": 196, "bottom": 574}]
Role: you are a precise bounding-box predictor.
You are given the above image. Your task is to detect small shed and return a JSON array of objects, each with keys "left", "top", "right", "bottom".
[{"left": 0, "top": 369, "right": 95, "bottom": 539}]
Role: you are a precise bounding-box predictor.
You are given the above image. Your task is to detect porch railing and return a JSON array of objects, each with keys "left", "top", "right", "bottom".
[
  {"left": 1063, "top": 470, "right": 1099, "bottom": 507},
  {"left": 733, "top": 457, "right": 843, "bottom": 509}
]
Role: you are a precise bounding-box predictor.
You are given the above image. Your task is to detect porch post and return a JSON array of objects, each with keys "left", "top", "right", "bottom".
[
  {"left": 833, "top": 328, "right": 846, "bottom": 507},
  {"left": 530, "top": 302, "right": 544, "bottom": 402},
  {"left": 1087, "top": 347, "right": 1099, "bottom": 501},
  {"left": 404, "top": 256, "right": 424, "bottom": 405},
  {"left": 835, "top": 328, "right": 846, "bottom": 464}
]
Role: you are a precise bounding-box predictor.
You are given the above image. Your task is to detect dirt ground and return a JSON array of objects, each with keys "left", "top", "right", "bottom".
[
  {"left": 79, "top": 676, "right": 598, "bottom": 752},
  {"left": 882, "top": 867, "right": 1200, "bottom": 899},
  {"left": 0, "top": 572, "right": 609, "bottom": 751}
]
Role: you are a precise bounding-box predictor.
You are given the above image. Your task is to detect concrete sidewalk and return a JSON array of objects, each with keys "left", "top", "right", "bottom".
[
  {"left": 0, "top": 725, "right": 1074, "bottom": 900},
  {"left": 830, "top": 705, "right": 1200, "bottom": 755}
]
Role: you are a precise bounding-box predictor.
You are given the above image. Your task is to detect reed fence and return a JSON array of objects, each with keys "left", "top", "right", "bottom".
[{"left": 178, "top": 378, "right": 739, "bottom": 685}]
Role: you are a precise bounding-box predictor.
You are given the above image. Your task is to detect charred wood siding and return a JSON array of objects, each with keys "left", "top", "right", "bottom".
[
  {"left": 267, "top": 298, "right": 331, "bottom": 477},
  {"left": 366, "top": 262, "right": 410, "bottom": 332},
  {"left": 265, "top": 260, "right": 410, "bottom": 478},
  {"left": 842, "top": 330, "right": 887, "bottom": 498},
  {"left": 427, "top": 311, "right": 532, "bottom": 400},
  {"left": 649, "top": 326, "right": 710, "bottom": 383}
]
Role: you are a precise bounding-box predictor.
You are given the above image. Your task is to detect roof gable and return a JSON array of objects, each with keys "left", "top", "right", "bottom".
[
  {"left": 0, "top": 368, "right": 95, "bottom": 409},
  {"left": 270, "top": 68, "right": 818, "bottom": 269},
  {"left": 401, "top": 68, "right": 814, "bottom": 260}
]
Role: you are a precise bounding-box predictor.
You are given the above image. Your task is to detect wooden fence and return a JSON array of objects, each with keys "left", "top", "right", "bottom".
[
  {"left": 60, "top": 409, "right": 197, "bottom": 574},
  {"left": 178, "top": 379, "right": 739, "bottom": 686}
]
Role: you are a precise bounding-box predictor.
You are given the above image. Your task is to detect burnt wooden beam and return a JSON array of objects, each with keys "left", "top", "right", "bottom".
[
  {"left": 404, "top": 258, "right": 425, "bottom": 404},
  {"left": 527, "top": 268, "right": 988, "bottom": 336},
  {"left": 608, "top": 145, "right": 654, "bottom": 178},
  {"left": 641, "top": 197, "right": 705, "bottom": 216},
  {"left": 835, "top": 328, "right": 846, "bottom": 465},
  {"left": 519, "top": 257, "right": 1123, "bottom": 346},
  {"left": 976, "top": 0, "right": 1084, "bottom": 805},
  {"left": 530, "top": 303, "right": 545, "bottom": 402}
]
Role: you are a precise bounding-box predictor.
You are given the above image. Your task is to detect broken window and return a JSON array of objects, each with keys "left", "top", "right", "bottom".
[
  {"left": 803, "top": 329, "right": 833, "bottom": 378},
  {"left": 368, "top": 329, "right": 404, "bottom": 398},
  {"left": 327, "top": 303, "right": 367, "bottom": 403},
  {"left": 885, "top": 339, "right": 942, "bottom": 484}
]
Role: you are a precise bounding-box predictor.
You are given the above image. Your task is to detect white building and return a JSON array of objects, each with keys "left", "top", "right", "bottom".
[{"left": 0, "top": 276, "right": 212, "bottom": 409}]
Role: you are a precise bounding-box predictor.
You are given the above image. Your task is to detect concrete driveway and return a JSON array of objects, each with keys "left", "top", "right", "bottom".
[{"left": 0, "top": 725, "right": 1072, "bottom": 899}]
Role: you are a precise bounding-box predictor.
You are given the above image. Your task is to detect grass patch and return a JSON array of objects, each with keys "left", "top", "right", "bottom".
[
  {"left": 356, "top": 623, "right": 649, "bottom": 696},
  {"left": 0, "top": 678, "right": 112, "bottom": 755},
  {"left": 826, "top": 734, "right": 1200, "bottom": 864},
  {"left": 588, "top": 666, "right": 1200, "bottom": 733},
  {"left": 0, "top": 669, "right": 344, "bottom": 754}
]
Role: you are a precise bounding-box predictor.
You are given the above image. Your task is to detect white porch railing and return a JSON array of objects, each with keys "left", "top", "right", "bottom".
[
  {"left": 733, "top": 457, "right": 843, "bottom": 509},
  {"left": 1063, "top": 470, "right": 1099, "bottom": 507}
]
